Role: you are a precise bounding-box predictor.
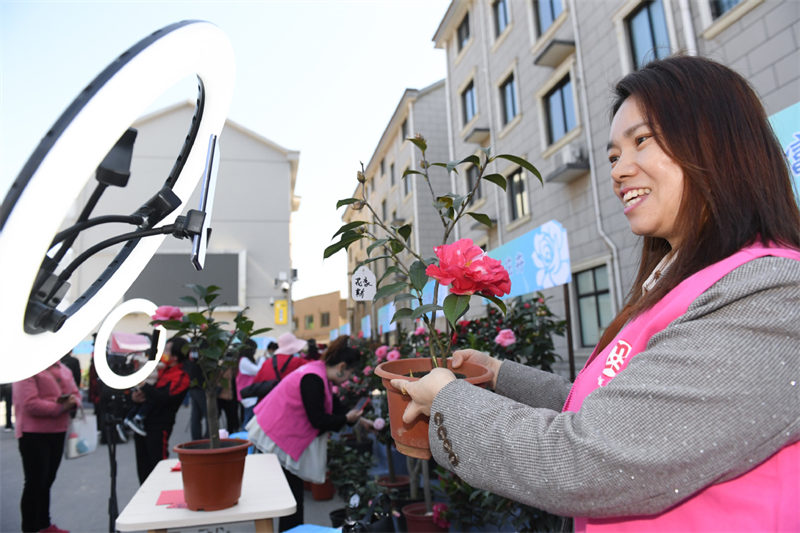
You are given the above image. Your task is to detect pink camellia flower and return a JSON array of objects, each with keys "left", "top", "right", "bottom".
[
  {"left": 432, "top": 503, "right": 450, "bottom": 529},
  {"left": 494, "top": 328, "right": 516, "bottom": 347},
  {"left": 387, "top": 349, "right": 401, "bottom": 361},
  {"left": 373, "top": 417, "right": 386, "bottom": 431},
  {"left": 414, "top": 326, "right": 426, "bottom": 336},
  {"left": 332, "top": 385, "right": 339, "bottom": 394},
  {"left": 425, "top": 238, "right": 511, "bottom": 297},
  {"left": 363, "top": 365, "right": 373, "bottom": 376},
  {"left": 375, "top": 345, "right": 389, "bottom": 361},
  {"left": 152, "top": 305, "right": 183, "bottom": 322}
]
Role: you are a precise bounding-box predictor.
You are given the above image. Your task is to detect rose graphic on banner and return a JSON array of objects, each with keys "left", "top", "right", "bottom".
[{"left": 531, "top": 220, "right": 571, "bottom": 289}]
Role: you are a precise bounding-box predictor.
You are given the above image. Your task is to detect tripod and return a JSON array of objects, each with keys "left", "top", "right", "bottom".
[{"left": 99, "top": 385, "right": 131, "bottom": 533}]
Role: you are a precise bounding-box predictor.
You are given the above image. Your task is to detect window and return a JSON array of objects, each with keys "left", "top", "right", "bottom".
[
  {"left": 627, "top": 0, "right": 670, "bottom": 70},
  {"left": 403, "top": 167, "right": 411, "bottom": 196},
  {"left": 461, "top": 81, "right": 477, "bottom": 125},
  {"left": 507, "top": 168, "right": 528, "bottom": 221},
  {"left": 493, "top": 0, "right": 509, "bottom": 36},
  {"left": 320, "top": 312, "right": 330, "bottom": 328},
  {"left": 390, "top": 163, "right": 395, "bottom": 186},
  {"left": 545, "top": 75, "right": 576, "bottom": 144},
  {"left": 535, "top": 0, "right": 563, "bottom": 35},
  {"left": 466, "top": 164, "right": 482, "bottom": 200},
  {"left": 457, "top": 13, "right": 470, "bottom": 51},
  {"left": 381, "top": 199, "right": 387, "bottom": 220},
  {"left": 575, "top": 265, "right": 613, "bottom": 347},
  {"left": 380, "top": 159, "right": 385, "bottom": 176},
  {"left": 401, "top": 119, "right": 408, "bottom": 140},
  {"left": 710, "top": 0, "right": 740, "bottom": 18},
  {"left": 304, "top": 314, "right": 314, "bottom": 330},
  {"left": 500, "top": 74, "right": 518, "bottom": 126}
]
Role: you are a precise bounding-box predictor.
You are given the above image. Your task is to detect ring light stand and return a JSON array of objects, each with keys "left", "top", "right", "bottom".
[{"left": 0, "top": 20, "right": 235, "bottom": 384}]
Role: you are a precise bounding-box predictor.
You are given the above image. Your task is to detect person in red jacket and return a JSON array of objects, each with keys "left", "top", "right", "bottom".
[
  {"left": 253, "top": 332, "right": 308, "bottom": 385},
  {"left": 130, "top": 336, "right": 190, "bottom": 483}
]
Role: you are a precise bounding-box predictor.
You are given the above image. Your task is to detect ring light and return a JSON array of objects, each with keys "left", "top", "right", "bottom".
[
  {"left": 94, "top": 299, "right": 167, "bottom": 390},
  {"left": 0, "top": 21, "right": 235, "bottom": 382}
]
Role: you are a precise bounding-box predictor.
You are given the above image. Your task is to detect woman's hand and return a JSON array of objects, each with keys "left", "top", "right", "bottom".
[
  {"left": 452, "top": 349, "right": 502, "bottom": 389},
  {"left": 345, "top": 408, "right": 363, "bottom": 424},
  {"left": 390, "top": 368, "right": 456, "bottom": 424}
]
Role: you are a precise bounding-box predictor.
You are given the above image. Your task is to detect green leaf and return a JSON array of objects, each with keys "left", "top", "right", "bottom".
[
  {"left": 367, "top": 238, "right": 389, "bottom": 256},
  {"left": 391, "top": 307, "right": 413, "bottom": 323},
  {"left": 443, "top": 293, "right": 471, "bottom": 328},
  {"left": 332, "top": 221, "right": 366, "bottom": 239},
  {"left": 411, "top": 303, "right": 441, "bottom": 320},
  {"left": 482, "top": 173, "right": 507, "bottom": 191},
  {"left": 336, "top": 198, "right": 360, "bottom": 209},
  {"left": 251, "top": 327, "right": 272, "bottom": 336},
  {"left": 398, "top": 224, "right": 412, "bottom": 241},
  {"left": 393, "top": 292, "right": 416, "bottom": 302},
  {"left": 402, "top": 169, "right": 425, "bottom": 177},
  {"left": 323, "top": 233, "right": 362, "bottom": 259},
  {"left": 409, "top": 136, "right": 427, "bottom": 152},
  {"left": 466, "top": 212, "right": 494, "bottom": 228},
  {"left": 409, "top": 260, "right": 429, "bottom": 291},
  {"left": 458, "top": 155, "right": 480, "bottom": 167},
  {"left": 374, "top": 281, "right": 407, "bottom": 301},
  {"left": 356, "top": 255, "right": 389, "bottom": 267},
  {"left": 389, "top": 239, "right": 404, "bottom": 254},
  {"left": 378, "top": 265, "right": 401, "bottom": 284},
  {"left": 482, "top": 293, "right": 507, "bottom": 314},
  {"left": 495, "top": 154, "right": 542, "bottom": 183},
  {"left": 187, "top": 312, "right": 206, "bottom": 325},
  {"left": 179, "top": 295, "right": 198, "bottom": 307}
]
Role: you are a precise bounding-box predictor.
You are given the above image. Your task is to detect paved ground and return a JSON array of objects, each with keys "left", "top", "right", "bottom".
[{"left": 0, "top": 400, "right": 345, "bottom": 532}]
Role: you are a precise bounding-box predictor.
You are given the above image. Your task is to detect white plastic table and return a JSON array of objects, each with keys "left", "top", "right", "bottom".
[{"left": 116, "top": 453, "right": 296, "bottom": 533}]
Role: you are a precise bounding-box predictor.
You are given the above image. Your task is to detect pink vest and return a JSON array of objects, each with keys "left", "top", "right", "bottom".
[
  {"left": 235, "top": 371, "right": 255, "bottom": 402},
  {"left": 253, "top": 360, "right": 333, "bottom": 461},
  {"left": 564, "top": 245, "right": 800, "bottom": 532}
]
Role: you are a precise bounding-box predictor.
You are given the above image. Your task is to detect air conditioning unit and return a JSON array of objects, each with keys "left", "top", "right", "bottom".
[{"left": 546, "top": 143, "right": 589, "bottom": 183}]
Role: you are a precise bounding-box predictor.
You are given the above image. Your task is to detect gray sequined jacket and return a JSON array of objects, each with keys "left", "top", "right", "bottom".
[{"left": 429, "top": 256, "right": 800, "bottom": 518}]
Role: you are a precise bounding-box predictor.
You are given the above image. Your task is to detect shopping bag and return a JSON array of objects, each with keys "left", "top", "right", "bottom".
[{"left": 64, "top": 410, "right": 98, "bottom": 459}]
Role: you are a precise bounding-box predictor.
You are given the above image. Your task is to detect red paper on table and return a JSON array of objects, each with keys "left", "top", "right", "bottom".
[
  {"left": 156, "top": 489, "right": 187, "bottom": 508},
  {"left": 170, "top": 461, "right": 181, "bottom": 472}
]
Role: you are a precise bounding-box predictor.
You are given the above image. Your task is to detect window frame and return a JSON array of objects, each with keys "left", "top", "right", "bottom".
[
  {"left": 466, "top": 164, "right": 482, "bottom": 201},
  {"left": 533, "top": 0, "right": 564, "bottom": 36},
  {"left": 390, "top": 162, "right": 395, "bottom": 187},
  {"left": 625, "top": 0, "right": 671, "bottom": 71},
  {"left": 499, "top": 72, "right": 518, "bottom": 127},
  {"left": 612, "top": 0, "right": 678, "bottom": 76},
  {"left": 403, "top": 167, "right": 411, "bottom": 197},
  {"left": 493, "top": 0, "right": 510, "bottom": 37},
  {"left": 544, "top": 74, "right": 576, "bottom": 145},
  {"left": 320, "top": 312, "right": 330, "bottom": 328},
  {"left": 461, "top": 80, "right": 478, "bottom": 126},
  {"left": 506, "top": 167, "right": 529, "bottom": 222},
  {"left": 457, "top": 12, "right": 470, "bottom": 52},
  {"left": 574, "top": 264, "right": 613, "bottom": 348}
]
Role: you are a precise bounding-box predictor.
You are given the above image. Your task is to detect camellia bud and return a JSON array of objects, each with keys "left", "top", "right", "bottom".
[
  {"left": 353, "top": 201, "right": 365, "bottom": 210},
  {"left": 357, "top": 171, "right": 366, "bottom": 183}
]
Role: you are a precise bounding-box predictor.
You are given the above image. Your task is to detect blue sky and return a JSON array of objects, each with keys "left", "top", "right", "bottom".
[{"left": 0, "top": 0, "right": 450, "bottom": 300}]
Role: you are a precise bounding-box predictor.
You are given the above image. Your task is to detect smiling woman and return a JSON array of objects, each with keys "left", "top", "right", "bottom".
[{"left": 393, "top": 55, "right": 800, "bottom": 532}]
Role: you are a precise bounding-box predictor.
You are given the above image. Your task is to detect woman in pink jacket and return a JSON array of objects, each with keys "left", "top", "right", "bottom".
[{"left": 13, "top": 360, "right": 80, "bottom": 533}]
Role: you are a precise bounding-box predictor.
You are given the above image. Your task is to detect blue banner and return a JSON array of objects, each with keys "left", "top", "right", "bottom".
[
  {"left": 377, "top": 302, "right": 397, "bottom": 335},
  {"left": 769, "top": 101, "right": 800, "bottom": 206},
  {"left": 360, "top": 314, "right": 371, "bottom": 338},
  {"left": 487, "top": 220, "right": 571, "bottom": 298},
  {"left": 339, "top": 323, "right": 351, "bottom": 336},
  {"left": 329, "top": 328, "right": 338, "bottom": 341}
]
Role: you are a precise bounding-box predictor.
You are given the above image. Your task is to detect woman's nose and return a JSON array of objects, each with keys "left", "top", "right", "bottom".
[{"left": 611, "top": 151, "right": 636, "bottom": 183}]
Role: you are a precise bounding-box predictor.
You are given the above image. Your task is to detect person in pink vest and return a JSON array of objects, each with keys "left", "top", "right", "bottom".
[
  {"left": 393, "top": 55, "right": 800, "bottom": 532},
  {"left": 246, "top": 335, "right": 367, "bottom": 531},
  {"left": 13, "top": 361, "right": 81, "bottom": 533}
]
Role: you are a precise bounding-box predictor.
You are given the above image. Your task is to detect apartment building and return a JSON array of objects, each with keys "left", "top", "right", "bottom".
[
  {"left": 293, "top": 291, "right": 348, "bottom": 345},
  {"left": 345, "top": 0, "right": 799, "bottom": 371}
]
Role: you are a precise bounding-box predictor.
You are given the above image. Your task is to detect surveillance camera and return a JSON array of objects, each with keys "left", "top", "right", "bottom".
[{"left": 280, "top": 281, "right": 290, "bottom": 292}]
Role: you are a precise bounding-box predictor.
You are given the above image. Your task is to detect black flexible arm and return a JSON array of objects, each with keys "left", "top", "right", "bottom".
[{"left": 50, "top": 215, "right": 145, "bottom": 249}]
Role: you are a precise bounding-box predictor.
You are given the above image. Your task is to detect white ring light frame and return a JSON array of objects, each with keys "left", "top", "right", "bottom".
[
  {"left": 0, "top": 21, "right": 235, "bottom": 382},
  {"left": 94, "top": 299, "right": 167, "bottom": 390}
]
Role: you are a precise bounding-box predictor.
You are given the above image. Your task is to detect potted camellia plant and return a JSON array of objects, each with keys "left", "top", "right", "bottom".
[
  {"left": 151, "top": 284, "right": 270, "bottom": 511},
  {"left": 325, "top": 136, "right": 541, "bottom": 461}
]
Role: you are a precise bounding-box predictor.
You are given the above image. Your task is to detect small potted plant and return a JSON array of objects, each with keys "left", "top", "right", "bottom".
[
  {"left": 151, "top": 284, "right": 270, "bottom": 511},
  {"left": 325, "top": 137, "right": 541, "bottom": 462}
]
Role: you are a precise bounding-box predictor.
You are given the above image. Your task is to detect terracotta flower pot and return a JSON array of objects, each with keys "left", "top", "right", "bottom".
[
  {"left": 402, "top": 501, "right": 448, "bottom": 533},
  {"left": 375, "top": 358, "right": 493, "bottom": 459},
  {"left": 311, "top": 473, "right": 335, "bottom": 501},
  {"left": 173, "top": 438, "right": 250, "bottom": 511}
]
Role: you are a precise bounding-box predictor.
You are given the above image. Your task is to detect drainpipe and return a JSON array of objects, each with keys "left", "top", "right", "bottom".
[
  {"left": 408, "top": 100, "right": 422, "bottom": 253},
  {"left": 678, "top": 0, "right": 698, "bottom": 56},
  {"left": 444, "top": 54, "right": 459, "bottom": 240},
  {"left": 568, "top": 0, "right": 624, "bottom": 310},
  {"left": 478, "top": 0, "right": 504, "bottom": 246}
]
